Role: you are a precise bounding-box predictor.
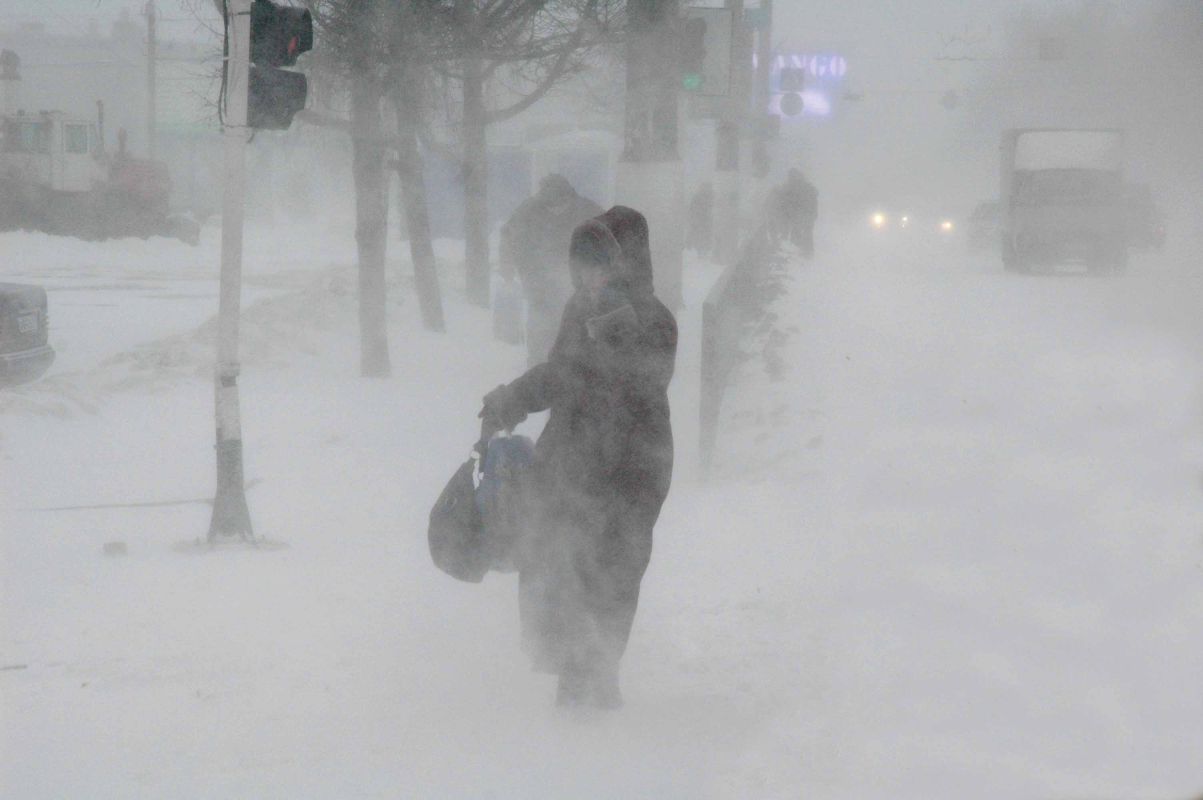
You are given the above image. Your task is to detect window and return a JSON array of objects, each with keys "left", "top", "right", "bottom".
[
  {"left": 3, "top": 120, "right": 49, "bottom": 153},
  {"left": 22, "top": 122, "right": 48, "bottom": 153},
  {"left": 65, "top": 124, "right": 89, "bottom": 154}
]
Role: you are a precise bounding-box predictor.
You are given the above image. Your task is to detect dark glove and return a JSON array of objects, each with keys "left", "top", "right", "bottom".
[
  {"left": 479, "top": 384, "right": 521, "bottom": 438},
  {"left": 478, "top": 415, "right": 503, "bottom": 447}
]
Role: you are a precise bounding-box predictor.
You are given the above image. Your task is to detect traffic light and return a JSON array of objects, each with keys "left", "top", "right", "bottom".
[
  {"left": 251, "top": 0, "right": 312, "bottom": 67},
  {"left": 248, "top": 0, "right": 312, "bottom": 130},
  {"left": 681, "top": 17, "right": 707, "bottom": 91},
  {"left": 248, "top": 65, "right": 307, "bottom": 129}
]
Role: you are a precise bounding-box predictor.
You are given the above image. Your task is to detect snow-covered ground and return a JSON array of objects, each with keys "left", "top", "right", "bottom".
[{"left": 2, "top": 223, "right": 1202, "bottom": 798}]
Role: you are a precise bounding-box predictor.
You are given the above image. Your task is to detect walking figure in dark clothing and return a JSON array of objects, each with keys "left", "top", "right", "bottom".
[
  {"left": 499, "top": 174, "right": 603, "bottom": 366},
  {"left": 770, "top": 168, "right": 819, "bottom": 257},
  {"left": 480, "top": 206, "right": 677, "bottom": 709}
]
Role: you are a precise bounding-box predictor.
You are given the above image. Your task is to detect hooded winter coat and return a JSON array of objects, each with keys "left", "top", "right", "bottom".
[{"left": 482, "top": 209, "right": 677, "bottom": 680}]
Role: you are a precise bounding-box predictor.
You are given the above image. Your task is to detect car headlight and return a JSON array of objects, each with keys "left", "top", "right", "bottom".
[
  {"left": 939, "top": 220, "right": 954, "bottom": 233},
  {"left": 899, "top": 214, "right": 911, "bottom": 228},
  {"left": 871, "top": 212, "right": 887, "bottom": 229}
]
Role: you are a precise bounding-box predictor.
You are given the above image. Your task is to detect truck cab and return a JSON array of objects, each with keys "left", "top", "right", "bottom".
[
  {"left": 1, "top": 110, "right": 107, "bottom": 194},
  {"left": 0, "top": 110, "right": 110, "bottom": 234},
  {"left": 1000, "top": 128, "right": 1127, "bottom": 274}
]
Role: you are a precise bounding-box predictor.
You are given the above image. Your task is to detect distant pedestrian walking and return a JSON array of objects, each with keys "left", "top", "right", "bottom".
[
  {"left": 769, "top": 169, "right": 818, "bottom": 258},
  {"left": 499, "top": 175, "right": 603, "bottom": 365}
]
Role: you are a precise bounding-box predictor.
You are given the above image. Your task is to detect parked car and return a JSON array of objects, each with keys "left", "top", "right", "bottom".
[
  {"left": 967, "top": 201, "right": 1001, "bottom": 252},
  {"left": 0, "top": 283, "right": 55, "bottom": 387}
]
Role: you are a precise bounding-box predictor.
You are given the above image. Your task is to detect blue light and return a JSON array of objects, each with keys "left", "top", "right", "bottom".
[
  {"left": 759, "top": 51, "right": 846, "bottom": 122},
  {"left": 755, "top": 52, "right": 849, "bottom": 86},
  {"left": 800, "top": 90, "right": 831, "bottom": 116}
]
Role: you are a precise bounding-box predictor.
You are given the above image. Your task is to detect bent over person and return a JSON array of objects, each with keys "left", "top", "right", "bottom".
[{"left": 480, "top": 207, "right": 677, "bottom": 709}]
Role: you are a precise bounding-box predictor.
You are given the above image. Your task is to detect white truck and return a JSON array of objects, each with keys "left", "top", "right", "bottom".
[
  {"left": 1000, "top": 128, "right": 1127, "bottom": 274},
  {"left": 0, "top": 49, "right": 196, "bottom": 243}
]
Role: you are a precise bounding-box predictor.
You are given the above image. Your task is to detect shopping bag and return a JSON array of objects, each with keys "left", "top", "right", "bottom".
[{"left": 428, "top": 456, "right": 489, "bottom": 583}]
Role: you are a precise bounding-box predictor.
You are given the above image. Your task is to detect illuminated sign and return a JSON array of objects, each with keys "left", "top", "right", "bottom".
[
  {"left": 769, "top": 90, "right": 831, "bottom": 118},
  {"left": 757, "top": 52, "right": 848, "bottom": 121},
  {"left": 753, "top": 53, "right": 850, "bottom": 85}
]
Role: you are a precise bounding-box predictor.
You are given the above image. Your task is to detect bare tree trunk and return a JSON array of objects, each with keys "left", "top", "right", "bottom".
[
  {"left": 617, "top": 0, "right": 684, "bottom": 309},
  {"left": 622, "top": 0, "right": 679, "bottom": 162},
  {"left": 462, "top": 56, "right": 490, "bottom": 307},
  {"left": 351, "top": 80, "right": 391, "bottom": 377},
  {"left": 393, "top": 74, "right": 445, "bottom": 333}
]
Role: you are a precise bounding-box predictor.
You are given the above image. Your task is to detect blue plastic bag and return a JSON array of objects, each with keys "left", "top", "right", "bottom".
[{"left": 475, "top": 434, "right": 535, "bottom": 573}]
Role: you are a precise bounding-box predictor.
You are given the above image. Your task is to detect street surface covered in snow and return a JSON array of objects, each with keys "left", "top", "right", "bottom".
[{"left": 3, "top": 224, "right": 1203, "bottom": 798}]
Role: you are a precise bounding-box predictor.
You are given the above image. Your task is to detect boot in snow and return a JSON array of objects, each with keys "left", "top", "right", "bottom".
[
  {"left": 589, "top": 667, "right": 623, "bottom": 710},
  {"left": 555, "top": 667, "right": 588, "bottom": 707}
]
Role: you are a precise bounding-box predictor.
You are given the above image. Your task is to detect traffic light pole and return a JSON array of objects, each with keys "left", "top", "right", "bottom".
[
  {"left": 751, "top": 0, "right": 772, "bottom": 178},
  {"left": 209, "top": 0, "right": 254, "bottom": 544},
  {"left": 145, "top": 0, "right": 157, "bottom": 159}
]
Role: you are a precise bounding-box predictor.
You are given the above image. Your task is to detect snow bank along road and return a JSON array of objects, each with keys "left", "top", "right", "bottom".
[
  {"left": 2, "top": 226, "right": 1202, "bottom": 799},
  {"left": 0, "top": 228, "right": 361, "bottom": 376}
]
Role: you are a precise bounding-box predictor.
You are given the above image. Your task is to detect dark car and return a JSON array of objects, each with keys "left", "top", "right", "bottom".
[
  {"left": 967, "top": 201, "right": 1001, "bottom": 252},
  {"left": 0, "top": 283, "right": 55, "bottom": 387}
]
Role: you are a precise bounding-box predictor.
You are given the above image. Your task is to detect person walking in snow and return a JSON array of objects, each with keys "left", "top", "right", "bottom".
[
  {"left": 480, "top": 207, "right": 677, "bottom": 709},
  {"left": 499, "top": 174, "right": 603, "bottom": 366},
  {"left": 771, "top": 168, "right": 818, "bottom": 257}
]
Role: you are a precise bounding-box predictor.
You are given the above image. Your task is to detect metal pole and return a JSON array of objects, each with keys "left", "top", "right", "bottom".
[
  {"left": 751, "top": 0, "right": 772, "bottom": 178},
  {"left": 0, "top": 50, "right": 20, "bottom": 115},
  {"left": 714, "top": 0, "right": 745, "bottom": 267},
  {"left": 209, "top": 0, "right": 254, "bottom": 544},
  {"left": 145, "top": 0, "right": 157, "bottom": 159}
]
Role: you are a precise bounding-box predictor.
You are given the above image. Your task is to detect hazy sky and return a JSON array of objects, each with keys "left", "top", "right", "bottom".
[
  {"left": 6, "top": 1, "right": 1010, "bottom": 49},
  {"left": 2, "top": 1, "right": 150, "bottom": 25},
  {"left": 3, "top": 2, "right": 1075, "bottom": 80},
  {"left": 0, "top": 1, "right": 1023, "bottom": 103},
  {"left": 776, "top": 0, "right": 1003, "bottom": 52}
]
